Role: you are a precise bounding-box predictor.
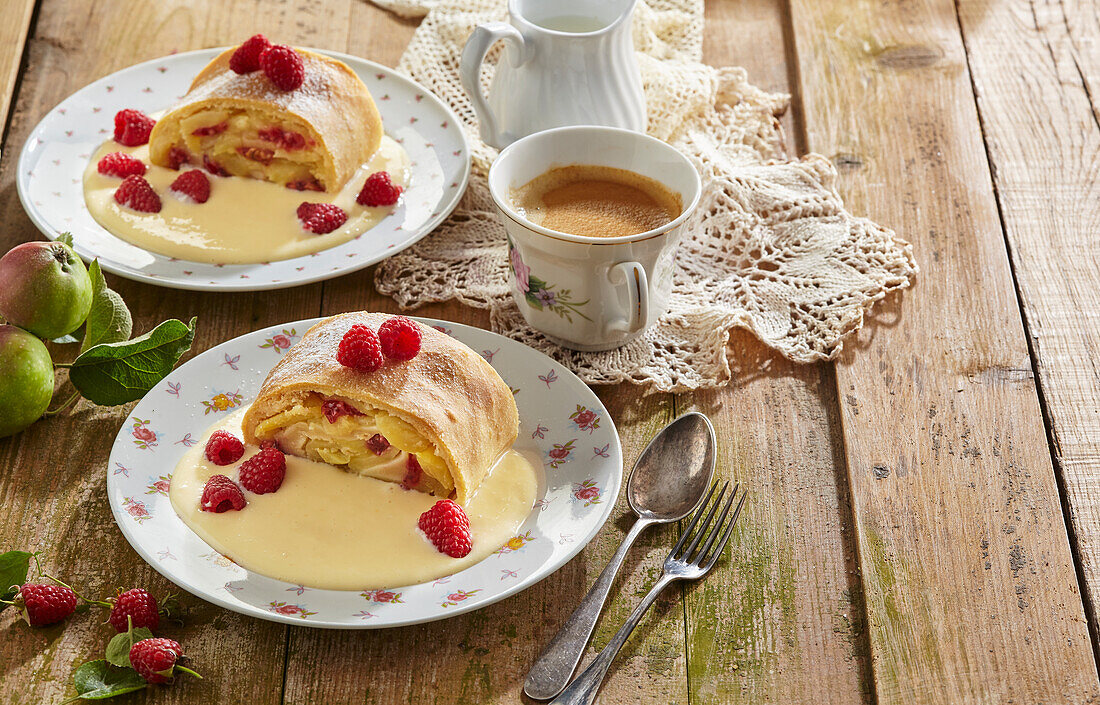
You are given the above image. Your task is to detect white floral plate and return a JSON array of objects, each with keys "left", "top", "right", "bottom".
[
  {"left": 17, "top": 48, "right": 470, "bottom": 291},
  {"left": 106, "top": 318, "right": 621, "bottom": 628}
]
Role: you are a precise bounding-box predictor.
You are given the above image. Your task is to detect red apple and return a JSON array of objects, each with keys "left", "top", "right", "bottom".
[
  {"left": 0, "top": 325, "right": 54, "bottom": 438},
  {"left": 0, "top": 240, "right": 93, "bottom": 339}
]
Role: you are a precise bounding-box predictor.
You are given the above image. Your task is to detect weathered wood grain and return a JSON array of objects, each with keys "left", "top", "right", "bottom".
[
  {"left": 955, "top": 0, "right": 1100, "bottom": 646},
  {"left": 0, "top": 0, "right": 35, "bottom": 137},
  {"left": 677, "top": 1, "right": 872, "bottom": 703},
  {"left": 0, "top": 1, "right": 351, "bottom": 702},
  {"left": 788, "top": 0, "right": 1100, "bottom": 702}
]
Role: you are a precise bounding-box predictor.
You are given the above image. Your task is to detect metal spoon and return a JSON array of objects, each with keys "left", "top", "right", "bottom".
[{"left": 524, "top": 412, "right": 717, "bottom": 700}]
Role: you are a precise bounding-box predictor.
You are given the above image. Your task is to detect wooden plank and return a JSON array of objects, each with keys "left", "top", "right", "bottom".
[
  {"left": 677, "top": 1, "right": 872, "bottom": 703},
  {"left": 0, "top": 0, "right": 34, "bottom": 137},
  {"left": 788, "top": 0, "right": 1100, "bottom": 702},
  {"left": 0, "top": 2, "right": 354, "bottom": 702},
  {"left": 955, "top": 0, "right": 1100, "bottom": 642}
]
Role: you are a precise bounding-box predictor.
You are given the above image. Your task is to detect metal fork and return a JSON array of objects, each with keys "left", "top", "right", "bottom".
[{"left": 549, "top": 480, "right": 747, "bottom": 705}]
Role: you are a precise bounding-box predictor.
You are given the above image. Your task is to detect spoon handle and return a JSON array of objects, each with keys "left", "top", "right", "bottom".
[{"left": 524, "top": 516, "right": 655, "bottom": 700}]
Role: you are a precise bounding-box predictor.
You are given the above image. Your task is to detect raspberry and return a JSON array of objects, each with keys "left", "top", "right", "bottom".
[
  {"left": 97, "top": 152, "right": 146, "bottom": 178},
  {"left": 238, "top": 447, "right": 286, "bottom": 494},
  {"left": 365, "top": 433, "right": 390, "bottom": 455},
  {"left": 169, "top": 169, "right": 211, "bottom": 204},
  {"left": 418, "top": 499, "right": 472, "bottom": 558},
  {"left": 191, "top": 122, "right": 227, "bottom": 137},
  {"left": 203, "top": 155, "right": 229, "bottom": 177},
  {"left": 129, "top": 637, "right": 183, "bottom": 684},
  {"left": 204, "top": 430, "right": 244, "bottom": 465},
  {"left": 166, "top": 146, "right": 191, "bottom": 170},
  {"left": 297, "top": 202, "right": 347, "bottom": 234},
  {"left": 200, "top": 474, "right": 246, "bottom": 513},
  {"left": 336, "top": 324, "right": 384, "bottom": 372},
  {"left": 15, "top": 583, "right": 77, "bottom": 626},
  {"left": 378, "top": 316, "right": 422, "bottom": 361},
  {"left": 285, "top": 178, "right": 323, "bottom": 192},
  {"left": 260, "top": 45, "right": 304, "bottom": 91},
  {"left": 322, "top": 399, "right": 362, "bottom": 423},
  {"left": 402, "top": 455, "right": 422, "bottom": 490},
  {"left": 114, "top": 175, "right": 161, "bottom": 213},
  {"left": 356, "top": 171, "right": 403, "bottom": 207},
  {"left": 229, "top": 34, "right": 270, "bottom": 74},
  {"left": 108, "top": 588, "right": 160, "bottom": 633},
  {"left": 113, "top": 109, "right": 155, "bottom": 147}
]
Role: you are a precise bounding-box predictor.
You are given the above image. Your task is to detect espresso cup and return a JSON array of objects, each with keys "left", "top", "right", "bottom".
[{"left": 488, "top": 126, "right": 701, "bottom": 351}]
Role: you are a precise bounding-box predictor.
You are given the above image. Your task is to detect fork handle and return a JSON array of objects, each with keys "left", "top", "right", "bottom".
[
  {"left": 549, "top": 573, "right": 678, "bottom": 705},
  {"left": 525, "top": 517, "right": 656, "bottom": 700}
]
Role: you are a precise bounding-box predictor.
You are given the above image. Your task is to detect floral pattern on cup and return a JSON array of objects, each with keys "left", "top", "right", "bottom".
[{"left": 508, "top": 240, "right": 591, "bottom": 323}]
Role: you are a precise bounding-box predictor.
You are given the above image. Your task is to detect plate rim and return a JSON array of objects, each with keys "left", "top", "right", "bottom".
[
  {"left": 106, "top": 316, "right": 623, "bottom": 629},
  {"left": 16, "top": 47, "right": 472, "bottom": 292}
]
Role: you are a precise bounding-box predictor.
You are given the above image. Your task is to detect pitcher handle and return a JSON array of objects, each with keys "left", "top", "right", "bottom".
[
  {"left": 604, "top": 262, "right": 649, "bottom": 336},
  {"left": 459, "top": 21, "right": 526, "bottom": 148}
]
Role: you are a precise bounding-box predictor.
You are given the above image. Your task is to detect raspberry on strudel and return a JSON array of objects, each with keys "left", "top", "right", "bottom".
[
  {"left": 148, "top": 48, "right": 383, "bottom": 192},
  {"left": 241, "top": 313, "right": 520, "bottom": 504}
]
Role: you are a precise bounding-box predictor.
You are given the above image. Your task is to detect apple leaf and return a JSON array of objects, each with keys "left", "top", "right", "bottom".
[
  {"left": 57, "top": 232, "right": 74, "bottom": 248},
  {"left": 81, "top": 260, "right": 132, "bottom": 353},
  {"left": 104, "top": 626, "right": 153, "bottom": 668},
  {"left": 70, "top": 660, "right": 146, "bottom": 700},
  {"left": 0, "top": 551, "right": 32, "bottom": 612},
  {"left": 69, "top": 317, "right": 197, "bottom": 406}
]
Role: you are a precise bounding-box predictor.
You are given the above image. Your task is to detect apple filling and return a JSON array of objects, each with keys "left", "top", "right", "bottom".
[
  {"left": 251, "top": 394, "right": 453, "bottom": 497},
  {"left": 164, "top": 110, "right": 325, "bottom": 190}
]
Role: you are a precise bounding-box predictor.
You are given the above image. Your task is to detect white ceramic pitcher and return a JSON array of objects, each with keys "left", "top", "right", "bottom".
[{"left": 459, "top": 0, "right": 646, "bottom": 149}]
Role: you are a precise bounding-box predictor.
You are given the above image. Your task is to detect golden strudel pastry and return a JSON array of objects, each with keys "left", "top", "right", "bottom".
[
  {"left": 241, "top": 313, "right": 519, "bottom": 504},
  {"left": 148, "top": 48, "right": 383, "bottom": 192}
]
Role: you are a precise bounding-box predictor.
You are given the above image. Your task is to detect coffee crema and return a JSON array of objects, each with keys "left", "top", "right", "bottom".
[{"left": 511, "top": 164, "right": 682, "bottom": 238}]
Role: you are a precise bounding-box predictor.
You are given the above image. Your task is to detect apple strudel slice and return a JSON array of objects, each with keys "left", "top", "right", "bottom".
[
  {"left": 148, "top": 47, "right": 383, "bottom": 192},
  {"left": 241, "top": 313, "right": 519, "bottom": 504}
]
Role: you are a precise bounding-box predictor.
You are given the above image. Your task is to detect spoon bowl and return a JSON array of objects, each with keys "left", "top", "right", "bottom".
[{"left": 627, "top": 412, "right": 716, "bottom": 521}]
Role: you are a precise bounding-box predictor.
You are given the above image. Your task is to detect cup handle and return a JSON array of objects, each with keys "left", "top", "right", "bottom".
[
  {"left": 605, "top": 262, "right": 649, "bottom": 336},
  {"left": 459, "top": 22, "right": 526, "bottom": 149}
]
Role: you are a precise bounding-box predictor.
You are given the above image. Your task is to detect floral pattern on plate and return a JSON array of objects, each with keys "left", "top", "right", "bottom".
[
  {"left": 18, "top": 48, "right": 470, "bottom": 292},
  {"left": 106, "top": 317, "right": 622, "bottom": 629}
]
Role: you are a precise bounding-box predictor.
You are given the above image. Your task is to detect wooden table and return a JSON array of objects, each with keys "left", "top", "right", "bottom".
[{"left": 2, "top": 0, "right": 1099, "bottom": 702}]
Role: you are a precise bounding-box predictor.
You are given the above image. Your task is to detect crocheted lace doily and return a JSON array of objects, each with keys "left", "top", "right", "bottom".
[{"left": 370, "top": 0, "right": 917, "bottom": 391}]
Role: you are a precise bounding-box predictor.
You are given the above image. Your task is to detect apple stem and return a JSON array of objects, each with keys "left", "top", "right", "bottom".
[
  {"left": 53, "top": 362, "right": 72, "bottom": 369},
  {"left": 43, "top": 391, "right": 80, "bottom": 416}
]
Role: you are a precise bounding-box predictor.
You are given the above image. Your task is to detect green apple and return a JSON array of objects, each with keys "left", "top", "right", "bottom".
[
  {"left": 0, "top": 240, "right": 93, "bottom": 339},
  {"left": 0, "top": 325, "right": 54, "bottom": 438}
]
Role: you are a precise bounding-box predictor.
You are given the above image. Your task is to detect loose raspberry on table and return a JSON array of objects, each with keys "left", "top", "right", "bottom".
[
  {"left": 170, "top": 169, "right": 211, "bottom": 204},
  {"left": 97, "top": 152, "right": 146, "bottom": 178},
  {"left": 356, "top": 171, "right": 403, "bottom": 207},
  {"left": 16, "top": 583, "right": 77, "bottom": 626},
  {"left": 129, "top": 637, "right": 184, "bottom": 684},
  {"left": 200, "top": 474, "right": 246, "bottom": 513},
  {"left": 113, "top": 109, "right": 155, "bottom": 147},
  {"left": 297, "top": 202, "right": 347, "bottom": 234},
  {"left": 260, "top": 45, "right": 304, "bottom": 91},
  {"left": 114, "top": 175, "right": 161, "bottom": 213},
  {"left": 204, "top": 430, "right": 244, "bottom": 465},
  {"left": 418, "top": 499, "right": 472, "bottom": 558},
  {"left": 378, "top": 316, "right": 422, "bottom": 361},
  {"left": 239, "top": 447, "right": 286, "bottom": 494},
  {"left": 402, "top": 455, "right": 422, "bottom": 490},
  {"left": 365, "top": 433, "right": 390, "bottom": 455},
  {"left": 336, "top": 324, "right": 384, "bottom": 372},
  {"left": 322, "top": 399, "right": 363, "bottom": 423},
  {"left": 229, "top": 34, "right": 270, "bottom": 74},
  {"left": 108, "top": 588, "right": 160, "bottom": 633}
]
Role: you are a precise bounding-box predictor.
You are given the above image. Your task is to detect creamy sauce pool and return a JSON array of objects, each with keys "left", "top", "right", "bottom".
[
  {"left": 169, "top": 408, "right": 539, "bottom": 590},
  {"left": 83, "top": 137, "right": 409, "bottom": 264}
]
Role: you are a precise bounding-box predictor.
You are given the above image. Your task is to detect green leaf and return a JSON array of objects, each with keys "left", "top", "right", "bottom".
[
  {"left": 69, "top": 317, "right": 197, "bottom": 406},
  {"left": 71, "top": 660, "right": 146, "bottom": 700},
  {"left": 104, "top": 626, "right": 153, "bottom": 668},
  {"left": 57, "top": 232, "right": 74, "bottom": 248},
  {"left": 81, "top": 260, "right": 132, "bottom": 353},
  {"left": 0, "top": 551, "right": 32, "bottom": 611}
]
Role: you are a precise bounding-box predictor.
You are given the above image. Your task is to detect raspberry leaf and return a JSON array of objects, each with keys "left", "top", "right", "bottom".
[
  {"left": 80, "top": 260, "right": 133, "bottom": 353},
  {"left": 104, "top": 626, "right": 153, "bottom": 668},
  {"left": 69, "top": 317, "right": 197, "bottom": 406},
  {"left": 0, "top": 551, "right": 32, "bottom": 611},
  {"left": 70, "top": 660, "right": 146, "bottom": 700}
]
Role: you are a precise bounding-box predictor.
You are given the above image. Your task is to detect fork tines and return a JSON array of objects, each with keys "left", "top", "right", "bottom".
[{"left": 672, "top": 480, "right": 747, "bottom": 570}]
